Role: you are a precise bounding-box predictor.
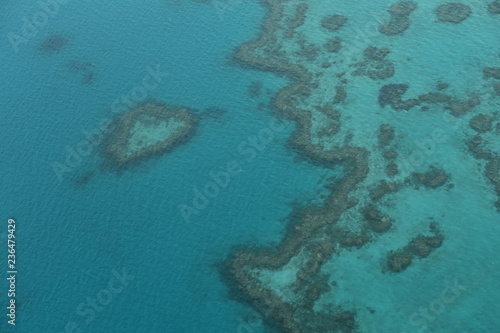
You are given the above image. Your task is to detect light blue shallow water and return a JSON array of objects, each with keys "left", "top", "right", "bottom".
[{"left": 0, "top": 1, "right": 338, "bottom": 332}]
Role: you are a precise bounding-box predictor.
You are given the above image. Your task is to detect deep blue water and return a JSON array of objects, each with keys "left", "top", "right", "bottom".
[{"left": 0, "top": 1, "right": 337, "bottom": 332}]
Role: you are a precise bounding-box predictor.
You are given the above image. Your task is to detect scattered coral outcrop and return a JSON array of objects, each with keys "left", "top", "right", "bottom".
[
  {"left": 379, "top": 1, "right": 417, "bottom": 35},
  {"left": 102, "top": 102, "right": 197, "bottom": 171},
  {"left": 436, "top": 3, "right": 472, "bottom": 23},
  {"left": 387, "top": 224, "right": 444, "bottom": 273}
]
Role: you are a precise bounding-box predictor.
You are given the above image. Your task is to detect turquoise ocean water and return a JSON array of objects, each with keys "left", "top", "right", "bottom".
[{"left": 1, "top": 1, "right": 500, "bottom": 333}]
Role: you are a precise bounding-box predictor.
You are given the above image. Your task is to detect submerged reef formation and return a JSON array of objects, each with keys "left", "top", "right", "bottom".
[
  {"left": 413, "top": 166, "right": 450, "bottom": 189},
  {"left": 324, "top": 37, "right": 342, "bottom": 53},
  {"left": 484, "top": 67, "right": 500, "bottom": 80},
  {"left": 332, "top": 86, "right": 347, "bottom": 105},
  {"left": 486, "top": 158, "right": 500, "bottom": 210},
  {"left": 362, "top": 204, "right": 393, "bottom": 233},
  {"left": 467, "top": 134, "right": 500, "bottom": 210},
  {"left": 378, "top": 124, "right": 395, "bottom": 147},
  {"left": 378, "top": 84, "right": 418, "bottom": 110},
  {"left": 101, "top": 102, "right": 197, "bottom": 171},
  {"left": 285, "top": 3, "right": 309, "bottom": 37},
  {"left": 387, "top": 224, "right": 444, "bottom": 273},
  {"left": 385, "top": 162, "right": 399, "bottom": 177},
  {"left": 219, "top": 0, "right": 499, "bottom": 331},
  {"left": 353, "top": 46, "right": 395, "bottom": 80},
  {"left": 489, "top": 1, "right": 500, "bottom": 14},
  {"left": 379, "top": 1, "right": 417, "bottom": 36},
  {"left": 37, "top": 35, "right": 68, "bottom": 52},
  {"left": 469, "top": 114, "right": 493, "bottom": 133},
  {"left": 321, "top": 15, "right": 347, "bottom": 31},
  {"left": 484, "top": 67, "right": 500, "bottom": 97},
  {"left": 379, "top": 82, "right": 481, "bottom": 117},
  {"left": 436, "top": 3, "right": 472, "bottom": 23}
]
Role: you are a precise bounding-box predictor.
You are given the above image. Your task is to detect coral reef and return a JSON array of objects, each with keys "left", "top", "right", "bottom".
[
  {"left": 483, "top": 67, "right": 500, "bottom": 79},
  {"left": 383, "top": 149, "right": 398, "bottom": 160},
  {"left": 379, "top": 2, "right": 417, "bottom": 36},
  {"left": 387, "top": 225, "right": 444, "bottom": 273},
  {"left": 385, "top": 163, "right": 399, "bottom": 177},
  {"left": 369, "top": 180, "right": 399, "bottom": 201},
  {"left": 217, "top": 0, "right": 497, "bottom": 331},
  {"left": 378, "top": 124, "right": 395, "bottom": 147},
  {"left": 353, "top": 46, "right": 395, "bottom": 80},
  {"left": 295, "top": 41, "right": 319, "bottom": 61},
  {"left": 436, "top": 3, "right": 472, "bottom": 23},
  {"left": 318, "top": 122, "right": 340, "bottom": 138},
  {"left": 325, "top": 37, "right": 342, "bottom": 53},
  {"left": 467, "top": 135, "right": 493, "bottom": 160},
  {"left": 389, "top": 1, "right": 418, "bottom": 15},
  {"left": 467, "top": 133, "right": 500, "bottom": 210},
  {"left": 489, "top": 1, "right": 500, "bottom": 14},
  {"left": 101, "top": 102, "right": 197, "bottom": 171},
  {"left": 413, "top": 166, "right": 450, "bottom": 189},
  {"left": 379, "top": 16, "right": 410, "bottom": 36},
  {"left": 387, "top": 251, "right": 413, "bottom": 272},
  {"left": 447, "top": 96, "right": 480, "bottom": 117},
  {"left": 379, "top": 82, "right": 481, "bottom": 117},
  {"left": 364, "top": 46, "right": 390, "bottom": 61},
  {"left": 469, "top": 114, "right": 493, "bottom": 133},
  {"left": 485, "top": 158, "right": 500, "bottom": 210},
  {"left": 418, "top": 92, "right": 452, "bottom": 104},
  {"left": 284, "top": 3, "right": 309, "bottom": 38},
  {"left": 332, "top": 86, "right": 347, "bottom": 105},
  {"left": 339, "top": 233, "right": 370, "bottom": 248},
  {"left": 321, "top": 14, "right": 348, "bottom": 31},
  {"left": 362, "top": 205, "right": 393, "bottom": 233},
  {"left": 223, "top": 3, "right": 376, "bottom": 330},
  {"left": 378, "top": 84, "right": 419, "bottom": 110},
  {"left": 493, "top": 82, "right": 500, "bottom": 96}
]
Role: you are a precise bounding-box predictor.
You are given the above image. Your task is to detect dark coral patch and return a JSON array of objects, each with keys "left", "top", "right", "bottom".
[
  {"left": 436, "top": 3, "right": 471, "bottom": 23},
  {"left": 379, "top": 2, "right": 417, "bottom": 35},
  {"left": 378, "top": 84, "right": 419, "bottom": 110},
  {"left": 489, "top": 1, "right": 500, "bottom": 14},
  {"left": 37, "top": 35, "right": 68, "bottom": 52},
  {"left": 102, "top": 102, "right": 198, "bottom": 171},
  {"left": 483, "top": 67, "right": 500, "bottom": 79},
  {"left": 413, "top": 166, "right": 450, "bottom": 189},
  {"left": 321, "top": 14, "right": 348, "bottom": 31},
  {"left": 469, "top": 114, "right": 493, "bottom": 133}
]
